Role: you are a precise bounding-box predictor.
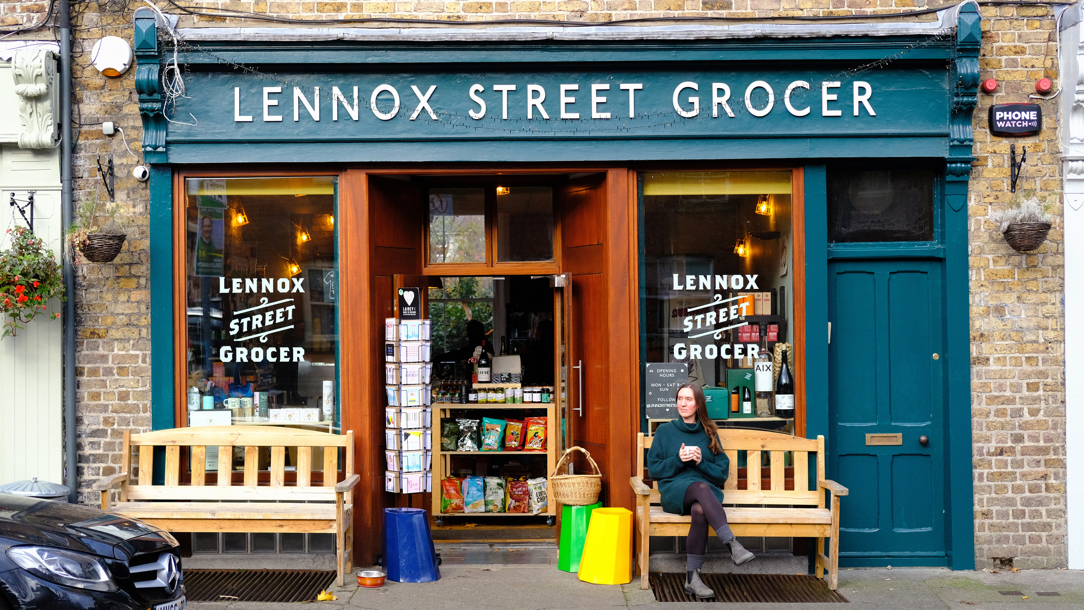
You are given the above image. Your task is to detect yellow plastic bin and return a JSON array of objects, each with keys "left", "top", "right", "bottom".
[{"left": 577, "top": 507, "right": 633, "bottom": 585}]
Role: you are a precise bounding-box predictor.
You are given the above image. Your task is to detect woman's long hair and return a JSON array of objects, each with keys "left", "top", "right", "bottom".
[{"left": 677, "top": 382, "right": 722, "bottom": 455}]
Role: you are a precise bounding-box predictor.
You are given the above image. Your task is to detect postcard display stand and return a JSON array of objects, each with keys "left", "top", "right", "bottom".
[{"left": 384, "top": 319, "right": 433, "bottom": 495}]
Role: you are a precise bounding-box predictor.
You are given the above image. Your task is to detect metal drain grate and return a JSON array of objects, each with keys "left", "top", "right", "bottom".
[
  {"left": 650, "top": 572, "right": 849, "bottom": 603},
  {"left": 182, "top": 569, "right": 336, "bottom": 602}
]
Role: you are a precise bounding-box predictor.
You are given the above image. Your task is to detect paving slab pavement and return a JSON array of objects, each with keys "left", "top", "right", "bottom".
[{"left": 187, "top": 566, "right": 1084, "bottom": 609}]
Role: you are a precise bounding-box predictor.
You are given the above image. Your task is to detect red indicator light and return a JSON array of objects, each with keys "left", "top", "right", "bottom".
[{"left": 981, "top": 78, "right": 998, "bottom": 94}]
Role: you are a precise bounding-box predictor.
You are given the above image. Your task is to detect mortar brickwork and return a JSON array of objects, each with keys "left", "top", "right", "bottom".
[{"left": 1, "top": 0, "right": 1068, "bottom": 569}]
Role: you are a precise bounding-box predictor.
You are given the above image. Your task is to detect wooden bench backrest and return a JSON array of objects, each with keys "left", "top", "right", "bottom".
[
  {"left": 121, "top": 426, "right": 353, "bottom": 503},
  {"left": 636, "top": 429, "right": 825, "bottom": 508}
]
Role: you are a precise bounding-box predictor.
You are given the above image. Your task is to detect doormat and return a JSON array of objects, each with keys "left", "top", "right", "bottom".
[
  {"left": 650, "top": 572, "right": 849, "bottom": 603},
  {"left": 182, "top": 569, "right": 336, "bottom": 602}
]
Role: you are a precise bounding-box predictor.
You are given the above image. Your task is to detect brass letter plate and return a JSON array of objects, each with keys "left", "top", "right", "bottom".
[{"left": 865, "top": 433, "right": 903, "bottom": 446}]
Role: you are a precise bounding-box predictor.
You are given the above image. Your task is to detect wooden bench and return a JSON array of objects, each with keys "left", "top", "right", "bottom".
[
  {"left": 94, "top": 426, "right": 358, "bottom": 586},
  {"left": 631, "top": 429, "right": 847, "bottom": 591}
]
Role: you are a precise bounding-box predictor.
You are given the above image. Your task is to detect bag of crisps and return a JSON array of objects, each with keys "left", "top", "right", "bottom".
[
  {"left": 506, "top": 477, "right": 529, "bottom": 513},
  {"left": 484, "top": 476, "right": 505, "bottom": 512},
  {"left": 440, "top": 477, "right": 464, "bottom": 513},
  {"left": 524, "top": 417, "right": 547, "bottom": 451},
  {"left": 481, "top": 418, "right": 506, "bottom": 451},
  {"left": 463, "top": 476, "right": 485, "bottom": 513},
  {"left": 527, "top": 477, "right": 548, "bottom": 515},
  {"left": 503, "top": 419, "right": 525, "bottom": 451}
]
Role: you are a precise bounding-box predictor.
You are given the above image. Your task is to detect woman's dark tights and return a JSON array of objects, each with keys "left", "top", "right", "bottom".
[{"left": 683, "top": 481, "right": 734, "bottom": 555}]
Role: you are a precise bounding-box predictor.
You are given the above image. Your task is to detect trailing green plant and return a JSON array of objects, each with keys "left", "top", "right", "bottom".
[
  {"left": 992, "top": 192, "right": 1053, "bottom": 233},
  {"left": 0, "top": 226, "right": 65, "bottom": 338}
]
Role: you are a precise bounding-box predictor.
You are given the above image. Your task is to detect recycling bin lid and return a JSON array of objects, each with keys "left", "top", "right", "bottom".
[{"left": 0, "top": 477, "right": 70, "bottom": 500}]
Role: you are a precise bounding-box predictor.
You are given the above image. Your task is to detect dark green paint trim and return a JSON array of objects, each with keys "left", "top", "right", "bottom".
[
  {"left": 150, "top": 165, "right": 174, "bottom": 432},
  {"left": 827, "top": 244, "right": 946, "bottom": 259},
  {"left": 803, "top": 164, "right": 830, "bottom": 446},
  {"left": 840, "top": 556, "right": 950, "bottom": 568}
]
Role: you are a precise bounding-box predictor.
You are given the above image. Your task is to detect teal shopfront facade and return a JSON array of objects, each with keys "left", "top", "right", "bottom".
[{"left": 135, "top": 3, "right": 979, "bottom": 568}]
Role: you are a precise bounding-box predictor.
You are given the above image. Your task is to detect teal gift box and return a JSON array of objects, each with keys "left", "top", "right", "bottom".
[
  {"left": 703, "top": 387, "right": 730, "bottom": 420},
  {"left": 726, "top": 370, "right": 756, "bottom": 418}
]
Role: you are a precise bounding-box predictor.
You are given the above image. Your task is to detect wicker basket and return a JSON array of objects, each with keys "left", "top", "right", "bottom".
[
  {"left": 1003, "top": 222, "right": 1051, "bottom": 253},
  {"left": 78, "top": 233, "right": 126, "bottom": 263},
  {"left": 549, "top": 446, "right": 602, "bottom": 506}
]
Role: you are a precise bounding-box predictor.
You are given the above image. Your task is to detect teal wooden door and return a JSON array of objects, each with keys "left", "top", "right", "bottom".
[{"left": 828, "top": 259, "right": 947, "bottom": 564}]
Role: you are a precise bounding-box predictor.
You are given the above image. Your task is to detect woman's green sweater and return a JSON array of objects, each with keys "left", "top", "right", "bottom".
[{"left": 647, "top": 419, "right": 729, "bottom": 515}]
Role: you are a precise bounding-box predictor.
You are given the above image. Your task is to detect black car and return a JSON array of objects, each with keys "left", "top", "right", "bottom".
[{"left": 0, "top": 493, "right": 185, "bottom": 609}]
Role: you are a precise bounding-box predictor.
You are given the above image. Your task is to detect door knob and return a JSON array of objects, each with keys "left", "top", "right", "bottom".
[{"left": 919, "top": 435, "right": 929, "bottom": 446}]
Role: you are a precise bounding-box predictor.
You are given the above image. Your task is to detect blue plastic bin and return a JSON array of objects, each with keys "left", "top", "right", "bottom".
[{"left": 383, "top": 508, "right": 440, "bottom": 583}]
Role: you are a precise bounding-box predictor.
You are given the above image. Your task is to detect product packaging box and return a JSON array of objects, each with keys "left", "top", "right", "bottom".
[
  {"left": 726, "top": 370, "right": 756, "bottom": 418},
  {"left": 298, "top": 407, "right": 320, "bottom": 422},
  {"left": 703, "top": 387, "right": 731, "bottom": 420},
  {"left": 269, "top": 407, "right": 299, "bottom": 423}
]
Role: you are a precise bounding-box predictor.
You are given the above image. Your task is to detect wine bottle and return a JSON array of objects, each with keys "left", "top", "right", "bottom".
[
  {"left": 500, "top": 335, "right": 508, "bottom": 356},
  {"left": 477, "top": 343, "right": 492, "bottom": 383},
  {"left": 775, "top": 347, "right": 795, "bottom": 419},
  {"left": 741, "top": 386, "right": 752, "bottom": 416}
]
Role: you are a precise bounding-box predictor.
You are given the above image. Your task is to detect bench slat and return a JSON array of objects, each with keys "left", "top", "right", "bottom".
[
  {"left": 192, "top": 446, "right": 206, "bottom": 486},
  {"left": 324, "top": 447, "right": 337, "bottom": 487},
  {"left": 647, "top": 505, "right": 831, "bottom": 524},
  {"left": 747, "top": 451, "right": 761, "bottom": 491},
  {"left": 642, "top": 431, "right": 819, "bottom": 453},
  {"left": 138, "top": 446, "right": 153, "bottom": 486},
  {"left": 244, "top": 447, "right": 259, "bottom": 487},
  {"left": 110, "top": 501, "right": 336, "bottom": 520},
  {"left": 724, "top": 450, "right": 738, "bottom": 491},
  {"left": 271, "top": 447, "right": 286, "bottom": 488},
  {"left": 165, "top": 446, "right": 180, "bottom": 487},
  {"left": 120, "top": 430, "right": 131, "bottom": 502},
  {"left": 116, "top": 518, "right": 340, "bottom": 534},
  {"left": 131, "top": 426, "right": 349, "bottom": 447},
  {"left": 717, "top": 489, "right": 820, "bottom": 506},
  {"left": 770, "top": 451, "right": 784, "bottom": 491},
  {"left": 794, "top": 451, "right": 809, "bottom": 493},
  {"left": 127, "top": 485, "right": 336, "bottom": 502},
  {"left": 297, "top": 447, "right": 312, "bottom": 487},
  {"left": 217, "top": 446, "right": 232, "bottom": 486}
]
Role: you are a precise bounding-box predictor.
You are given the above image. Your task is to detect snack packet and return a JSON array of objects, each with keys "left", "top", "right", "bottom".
[
  {"left": 484, "top": 476, "right": 505, "bottom": 512},
  {"left": 524, "top": 417, "right": 547, "bottom": 451},
  {"left": 440, "top": 478, "right": 464, "bottom": 513},
  {"left": 527, "top": 477, "right": 548, "bottom": 515},
  {"left": 506, "top": 477, "right": 529, "bottom": 513},
  {"left": 457, "top": 419, "right": 480, "bottom": 451},
  {"left": 503, "top": 419, "right": 525, "bottom": 451},
  {"left": 481, "top": 417, "right": 507, "bottom": 451},
  {"left": 441, "top": 421, "right": 460, "bottom": 452},
  {"left": 463, "top": 476, "right": 485, "bottom": 513}
]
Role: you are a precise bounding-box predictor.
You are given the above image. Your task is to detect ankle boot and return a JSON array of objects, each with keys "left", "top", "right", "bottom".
[
  {"left": 728, "top": 538, "right": 756, "bottom": 566},
  {"left": 684, "top": 569, "right": 715, "bottom": 599}
]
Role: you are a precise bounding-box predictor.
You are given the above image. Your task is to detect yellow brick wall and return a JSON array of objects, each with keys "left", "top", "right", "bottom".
[{"left": 4, "top": 0, "right": 1068, "bottom": 569}]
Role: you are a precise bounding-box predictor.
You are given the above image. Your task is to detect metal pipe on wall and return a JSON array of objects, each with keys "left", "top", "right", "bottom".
[{"left": 59, "top": 0, "right": 77, "bottom": 503}]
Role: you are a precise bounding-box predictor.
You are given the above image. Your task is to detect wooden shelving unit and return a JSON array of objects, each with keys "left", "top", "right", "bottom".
[{"left": 431, "top": 384, "right": 557, "bottom": 523}]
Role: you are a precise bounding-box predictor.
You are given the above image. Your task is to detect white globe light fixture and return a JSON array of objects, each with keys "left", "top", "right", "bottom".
[{"left": 91, "top": 36, "right": 133, "bottom": 78}]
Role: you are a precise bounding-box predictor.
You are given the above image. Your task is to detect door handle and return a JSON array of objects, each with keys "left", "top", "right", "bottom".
[
  {"left": 919, "top": 435, "right": 929, "bottom": 446},
  {"left": 573, "top": 360, "right": 583, "bottom": 417}
]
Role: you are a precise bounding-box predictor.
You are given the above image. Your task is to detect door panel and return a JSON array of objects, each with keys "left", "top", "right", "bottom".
[{"left": 829, "top": 259, "right": 946, "bottom": 561}]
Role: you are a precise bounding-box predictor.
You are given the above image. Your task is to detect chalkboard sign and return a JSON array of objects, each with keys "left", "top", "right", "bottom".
[{"left": 645, "top": 363, "right": 688, "bottom": 420}]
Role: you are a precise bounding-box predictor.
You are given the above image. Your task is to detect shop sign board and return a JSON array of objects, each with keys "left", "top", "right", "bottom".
[
  {"left": 399, "top": 287, "right": 422, "bottom": 320},
  {"left": 988, "top": 103, "right": 1041, "bottom": 137},
  {"left": 645, "top": 362, "right": 688, "bottom": 420},
  {"left": 216, "top": 276, "right": 308, "bottom": 363}
]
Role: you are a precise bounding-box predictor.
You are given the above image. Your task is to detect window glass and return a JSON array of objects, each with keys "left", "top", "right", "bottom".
[
  {"left": 827, "top": 169, "right": 935, "bottom": 243},
  {"left": 429, "top": 188, "right": 486, "bottom": 264},
  {"left": 497, "top": 186, "right": 554, "bottom": 262},
  {"left": 184, "top": 176, "right": 338, "bottom": 434},
  {"left": 640, "top": 171, "right": 796, "bottom": 430},
  {"left": 428, "top": 277, "right": 495, "bottom": 378}
]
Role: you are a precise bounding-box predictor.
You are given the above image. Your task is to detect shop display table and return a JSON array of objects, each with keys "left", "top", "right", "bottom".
[
  {"left": 383, "top": 507, "right": 441, "bottom": 583},
  {"left": 631, "top": 429, "right": 848, "bottom": 591},
  {"left": 558, "top": 501, "right": 602, "bottom": 572},
  {"left": 577, "top": 507, "right": 633, "bottom": 585}
]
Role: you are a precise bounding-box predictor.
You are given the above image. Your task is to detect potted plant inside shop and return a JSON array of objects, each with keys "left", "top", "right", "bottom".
[
  {"left": 0, "top": 226, "right": 65, "bottom": 338},
  {"left": 993, "top": 192, "right": 1054, "bottom": 253},
  {"left": 67, "top": 192, "right": 127, "bottom": 263}
]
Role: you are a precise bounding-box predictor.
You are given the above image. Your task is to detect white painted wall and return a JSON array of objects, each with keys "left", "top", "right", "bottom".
[
  {"left": 1060, "top": 5, "right": 1083, "bottom": 570},
  {"left": 0, "top": 54, "right": 64, "bottom": 487}
]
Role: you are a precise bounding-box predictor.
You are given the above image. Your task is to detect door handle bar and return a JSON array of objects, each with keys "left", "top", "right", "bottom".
[{"left": 573, "top": 360, "right": 583, "bottom": 416}]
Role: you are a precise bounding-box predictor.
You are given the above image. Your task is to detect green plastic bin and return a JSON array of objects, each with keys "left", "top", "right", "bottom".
[{"left": 558, "top": 501, "right": 603, "bottom": 572}]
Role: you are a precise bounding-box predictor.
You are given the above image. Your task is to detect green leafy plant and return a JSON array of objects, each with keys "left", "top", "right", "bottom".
[
  {"left": 0, "top": 226, "right": 65, "bottom": 338},
  {"left": 65, "top": 191, "right": 126, "bottom": 262}
]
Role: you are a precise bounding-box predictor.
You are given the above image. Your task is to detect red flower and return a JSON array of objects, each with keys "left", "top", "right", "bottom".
[
  {"left": 16, "top": 294, "right": 27, "bottom": 303},
  {"left": 32, "top": 281, "right": 39, "bottom": 288},
  {"left": 13, "top": 276, "right": 19, "bottom": 281},
  {"left": 13, "top": 286, "right": 24, "bottom": 294},
  {"left": 34, "top": 296, "right": 40, "bottom": 301},
  {"left": 3, "top": 299, "right": 9, "bottom": 307},
  {"left": 54, "top": 313, "right": 60, "bottom": 318}
]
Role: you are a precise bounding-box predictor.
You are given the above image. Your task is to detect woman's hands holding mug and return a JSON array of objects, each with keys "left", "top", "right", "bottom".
[{"left": 679, "top": 443, "right": 702, "bottom": 464}]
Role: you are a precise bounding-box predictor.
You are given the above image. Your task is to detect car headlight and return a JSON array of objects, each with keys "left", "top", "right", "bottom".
[{"left": 6, "top": 546, "right": 117, "bottom": 592}]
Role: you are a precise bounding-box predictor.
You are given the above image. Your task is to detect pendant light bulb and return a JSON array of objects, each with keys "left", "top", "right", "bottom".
[
  {"left": 755, "top": 195, "right": 772, "bottom": 216},
  {"left": 287, "top": 259, "right": 302, "bottom": 276},
  {"left": 734, "top": 238, "right": 748, "bottom": 257},
  {"left": 234, "top": 207, "right": 249, "bottom": 227}
]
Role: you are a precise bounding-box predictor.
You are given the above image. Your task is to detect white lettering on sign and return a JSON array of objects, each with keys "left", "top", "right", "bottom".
[
  {"left": 668, "top": 274, "right": 769, "bottom": 362},
  {"left": 218, "top": 277, "right": 308, "bottom": 363},
  {"left": 993, "top": 109, "right": 1039, "bottom": 128},
  {"left": 231, "top": 81, "right": 877, "bottom": 123}
]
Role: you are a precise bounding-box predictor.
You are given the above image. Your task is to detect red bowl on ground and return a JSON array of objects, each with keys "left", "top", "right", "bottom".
[{"left": 357, "top": 570, "right": 386, "bottom": 588}]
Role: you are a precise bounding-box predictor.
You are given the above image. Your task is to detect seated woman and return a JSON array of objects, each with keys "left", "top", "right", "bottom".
[{"left": 647, "top": 382, "right": 755, "bottom": 599}]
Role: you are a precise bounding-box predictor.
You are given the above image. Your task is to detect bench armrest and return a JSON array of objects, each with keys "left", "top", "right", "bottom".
[
  {"left": 630, "top": 476, "right": 652, "bottom": 496},
  {"left": 335, "top": 474, "right": 360, "bottom": 494},
  {"left": 819, "top": 479, "right": 849, "bottom": 497},
  {"left": 92, "top": 473, "right": 128, "bottom": 492}
]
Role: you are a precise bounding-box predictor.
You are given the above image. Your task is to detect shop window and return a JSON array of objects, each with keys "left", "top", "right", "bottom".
[
  {"left": 639, "top": 171, "right": 797, "bottom": 432},
  {"left": 429, "top": 188, "right": 486, "bottom": 264},
  {"left": 428, "top": 276, "right": 495, "bottom": 377},
  {"left": 827, "top": 169, "right": 935, "bottom": 243},
  {"left": 496, "top": 186, "right": 554, "bottom": 262},
  {"left": 183, "top": 176, "right": 339, "bottom": 435}
]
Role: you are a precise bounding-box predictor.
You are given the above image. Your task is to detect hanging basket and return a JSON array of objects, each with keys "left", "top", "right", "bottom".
[
  {"left": 549, "top": 446, "right": 602, "bottom": 506},
  {"left": 78, "top": 233, "right": 126, "bottom": 263},
  {"left": 1002, "top": 222, "right": 1051, "bottom": 253}
]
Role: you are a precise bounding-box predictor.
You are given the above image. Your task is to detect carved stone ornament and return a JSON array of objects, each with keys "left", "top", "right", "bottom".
[{"left": 11, "top": 49, "right": 58, "bottom": 149}]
